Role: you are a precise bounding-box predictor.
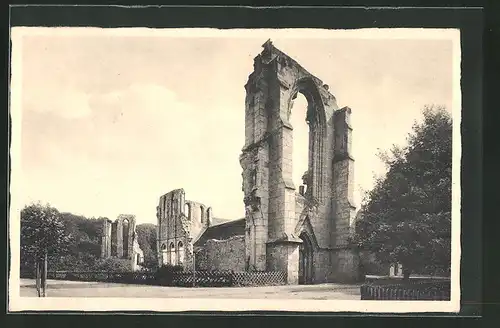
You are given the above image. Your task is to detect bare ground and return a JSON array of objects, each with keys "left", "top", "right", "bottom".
[{"left": 19, "top": 279, "right": 361, "bottom": 300}]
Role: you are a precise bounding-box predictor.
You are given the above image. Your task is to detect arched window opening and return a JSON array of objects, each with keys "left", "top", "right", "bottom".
[
  {"left": 207, "top": 208, "right": 212, "bottom": 223},
  {"left": 290, "top": 92, "right": 310, "bottom": 196},
  {"left": 200, "top": 205, "right": 206, "bottom": 224},
  {"left": 122, "top": 219, "right": 130, "bottom": 258},
  {"left": 169, "top": 242, "right": 176, "bottom": 265},
  {"left": 184, "top": 203, "right": 191, "bottom": 219},
  {"left": 161, "top": 243, "right": 168, "bottom": 265},
  {"left": 177, "top": 241, "right": 184, "bottom": 265}
]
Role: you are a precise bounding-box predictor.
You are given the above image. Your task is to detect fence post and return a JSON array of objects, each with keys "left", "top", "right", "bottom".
[
  {"left": 35, "top": 258, "right": 41, "bottom": 297},
  {"left": 42, "top": 251, "right": 48, "bottom": 297},
  {"left": 192, "top": 251, "right": 196, "bottom": 287}
]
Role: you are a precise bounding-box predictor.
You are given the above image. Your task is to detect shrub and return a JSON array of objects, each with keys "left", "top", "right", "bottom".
[
  {"left": 154, "top": 264, "right": 183, "bottom": 285},
  {"left": 95, "top": 258, "right": 131, "bottom": 272}
]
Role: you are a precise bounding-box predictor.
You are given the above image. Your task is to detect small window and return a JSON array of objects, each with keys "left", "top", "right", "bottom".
[
  {"left": 200, "top": 206, "right": 205, "bottom": 223},
  {"left": 177, "top": 241, "right": 184, "bottom": 265},
  {"left": 169, "top": 242, "right": 176, "bottom": 264},
  {"left": 161, "top": 244, "right": 168, "bottom": 265}
]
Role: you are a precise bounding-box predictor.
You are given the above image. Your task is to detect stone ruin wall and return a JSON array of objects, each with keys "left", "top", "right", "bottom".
[
  {"left": 195, "top": 235, "right": 246, "bottom": 272},
  {"left": 100, "top": 214, "right": 144, "bottom": 271},
  {"left": 241, "top": 40, "right": 358, "bottom": 283},
  {"left": 148, "top": 40, "right": 359, "bottom": 283},
  {"left": 156, "top": 189, "right": 214, "bottom": 270}
]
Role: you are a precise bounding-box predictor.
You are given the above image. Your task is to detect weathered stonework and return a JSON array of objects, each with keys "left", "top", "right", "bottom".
[
  {"left": 156, "top": 189, "right": 213, "bottom": 270},
  {"left": 195, "top": 235, "right": 246, "bottom": 272},
  {"left": 100, "top": 215, "right": 144, "bottom": 271},
  {"left": 241, "top": 40, "right": 359, "bottom": 283},
  {"left": 154, "top": 40, "right": 358, "bottom": 284}
]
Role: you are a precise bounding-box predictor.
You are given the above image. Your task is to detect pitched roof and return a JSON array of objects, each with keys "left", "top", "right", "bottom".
[
  {"left": 194, "top": 218, "right": 246, "bottom": 246},
  {"left": 211, "top": 217, "right": 233, "bottom": 225}
]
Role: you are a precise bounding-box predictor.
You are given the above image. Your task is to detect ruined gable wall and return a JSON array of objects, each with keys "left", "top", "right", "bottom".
[
  {"left": 157, "top": 189, "right": 214, "bottom": 270},
  {"left": 157, "top": 189, "right": 186, "bottom": 266},
  {"left": 185, "top": 200, "right": 208, "bottom": 241},
  {"left": 242, "top": 41, "right": 344, "bottom": 283}
]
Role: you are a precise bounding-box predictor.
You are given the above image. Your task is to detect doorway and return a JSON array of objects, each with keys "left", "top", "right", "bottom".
[{"left": 298, "top": 232, "right": 313, "bottom": 284}]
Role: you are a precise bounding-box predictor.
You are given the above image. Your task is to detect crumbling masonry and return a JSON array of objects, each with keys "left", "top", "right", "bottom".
[
  {"left": 156, "top": 40, "right": 358, "bottom": 284},
  {"left": 156, "top": 189, "right": 213, "bottom": 270},
  {"left": 240, "top": 40, "right": 358, "bottom": 284},
  {"left": 101, "top": 214, "right": 144, "bottom": 271}
]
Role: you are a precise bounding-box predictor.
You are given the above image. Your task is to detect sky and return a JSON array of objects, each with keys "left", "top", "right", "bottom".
[{"left": 12, "top": 28, "right": 455, "bottom": 225}]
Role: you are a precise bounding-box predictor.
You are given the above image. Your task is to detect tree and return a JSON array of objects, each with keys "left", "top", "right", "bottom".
[
  {"left": 136, "top": 223, "right": 158, "bottom": 270},
  {"left": 352, "top": 106, "right": 452, "bottom": 281},
  {"left": 95, "top": 258, "right": 132, "bottom": 272},
  {"left": 52, "top": 213, "right": 104, "bottom": 269},
  {"left": 20, "top": 203, "right": 70, "bottom": 296}
]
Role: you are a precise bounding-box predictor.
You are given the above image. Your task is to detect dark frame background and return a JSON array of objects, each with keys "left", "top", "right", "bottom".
[{"left": 4, "top": 3, "right": 488, "bottom": 325}]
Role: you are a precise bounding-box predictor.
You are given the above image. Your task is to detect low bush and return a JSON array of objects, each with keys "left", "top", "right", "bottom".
[
  {"left": 153, "top": 264, "right": 184, "bottom": 285},
  {"left": 94, "top": 258, "right": 131, "bottom": 272}
]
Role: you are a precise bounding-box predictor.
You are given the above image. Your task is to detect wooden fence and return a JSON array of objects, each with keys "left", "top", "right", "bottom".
[
  {"left": 232, "top": 271, "right": 287, "bottom": 286},
  {"left": 46, "top": 271, "right": 157, "bottom": 284},
  {"left": 360, "top": 281, "right": 451, "bottom": 300},
  {"left": 40, "top": 270, "right": 286, "bottom": 287}
]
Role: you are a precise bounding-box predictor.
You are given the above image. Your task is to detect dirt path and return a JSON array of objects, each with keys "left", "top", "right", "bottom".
[{"left": 19, "top": 279, "right": 361, "bottom": 300}]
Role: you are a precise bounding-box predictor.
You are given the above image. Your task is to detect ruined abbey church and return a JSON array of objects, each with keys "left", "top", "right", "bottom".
[
  {"left": 156, "top": 40, "right": 358, "bottom": 284},
  {"left": 101, "top": 214, "right": 144, "bottom": 271}
]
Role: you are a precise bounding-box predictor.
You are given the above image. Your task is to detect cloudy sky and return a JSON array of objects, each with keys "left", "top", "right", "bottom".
[{"left": 12, "top": 28, "right": 456, "bottom": 224}]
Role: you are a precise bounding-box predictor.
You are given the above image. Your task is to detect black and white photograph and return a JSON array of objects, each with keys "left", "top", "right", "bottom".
[{"left": 9, "top": 25, "right": 461, "bottom": 313}]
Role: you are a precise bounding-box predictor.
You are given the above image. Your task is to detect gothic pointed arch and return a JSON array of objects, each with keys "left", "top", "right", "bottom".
[
  {"left": 240, "top": 39, "right": 358, "bottom": 283},
  {"left": 298, "top": 230, "right": 314, "bottom": 285},
  {"left": 295, "top": 214, "right": 320, "bottom": 250},
  {"left": 287, "top": 77, "right": 327, "bottom": 127}
]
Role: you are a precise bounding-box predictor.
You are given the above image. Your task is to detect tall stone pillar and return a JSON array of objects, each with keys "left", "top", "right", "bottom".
[
  {"left": 106, "top": 221, "right": 112, "bottom": 257},
  {"left": 240, "top": 76, "right": 270, "bottom": 271},
  {"left": 127, "top": 216, "right": 136, "bottom": 260},
  {"left": 101, "top": 219, "right": 112, "bottom": 258},
  {"left": 241, "top": 40, "right": 304, "bottom": 282},
  {"left": 156, "top": 205, "right": 162, "bottom": 267},
  {"left": 332, "top": 106, "right": 358, "bottom": 282},
  {"left": 263, "top": 55, "right": 303, "bottom": 284},
  {"left": 116, "top": 219, "right": 124, "bottom": 258}
]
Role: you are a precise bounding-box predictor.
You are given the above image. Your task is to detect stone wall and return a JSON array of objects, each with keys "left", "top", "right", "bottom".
[
  {"left": 131, "top": 236, "right": 144, "bottom": 271},
  {"left": 101, "top": 219, "right": 112, "bottom": 258},
  {"left": 241, "top": 40, "right": 359, "bottom": 284},
  {"left": 329, "top": 248, "right": 360, "bottom": 282},
  {"left": 111, "top": 222, "right": 117, "bottom": 256},
  {"left": 266, "top": 242, "right": 300, "bottom": 284},
  {"left": 312, "top": 249, "right": 331, "bottom": 283},
  {"left": 196, "top": 235, "right": 246, "bottom": 272},
  {"left": 157, "top": 189, "right": 213, "bottom": 270},
  {"left": 100, "top": 215, "right": 144, "bottom": 272},
  {"left": 184, "top": 200, "right": 207, "bottom": 241}
]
